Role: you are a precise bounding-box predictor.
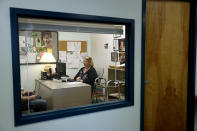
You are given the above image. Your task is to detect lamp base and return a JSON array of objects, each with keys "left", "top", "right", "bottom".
[{"left": 44, "top": 65, "right": 52, "bottom": 79}]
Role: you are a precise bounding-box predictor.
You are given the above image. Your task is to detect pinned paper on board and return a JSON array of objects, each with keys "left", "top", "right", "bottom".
[
  {"left": 27, "top": 53, "right": 37, "bottom": 63},
  {"left": 75, "top": 42, "right": 81, "bottom": 51},
  {"left": 35, "top": 37, "right": 41, "bottom": 47},
  {"left": 19, "top": 36, "right": 26, "bottom": 47},
  {"left": 19, "top": 52, "right": 37, "bottom": 64},
  {"left": 67, "top": 41, "right": 81, "bottom": 51},
  {"left": 67, "top": 51, "right": 81, "bottom": 68},
  {"left": 67, "top": 42, "right": 75, "bottom": 51},
  {"left": 59, "top": 51, "right": 67, "bottom": 63},
  {"left": 27, "top": 37, "right": 34, "bottom": 46}
]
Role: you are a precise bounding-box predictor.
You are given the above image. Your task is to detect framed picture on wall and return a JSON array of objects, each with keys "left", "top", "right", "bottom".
[
  {"left": 42, "top": 32, "right": 53, "bottom": 48},
  {"left": 111, "top": 52, "right": 119, "bottom": 62},
  {"left": 118, "top": 39, "right": 125, "bottom": 52},
  {"left": 119, "top": 52, "right": 125, "bottom": 64}
]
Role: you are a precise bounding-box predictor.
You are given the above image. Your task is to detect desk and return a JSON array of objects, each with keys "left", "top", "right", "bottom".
[
  {"left": 35, "top": 79, "right": 91, "bottom": 110},
  {"left": 108, "top": 67, "right": 125, "bottom": 81}
]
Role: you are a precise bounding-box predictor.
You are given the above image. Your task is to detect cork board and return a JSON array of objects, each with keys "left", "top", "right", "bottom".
[
  {"left": 19, "top": 31, "right": 58, "bottom": 64},
  {"left": 59, "top": 40, "right": 87, "bottom": 53}
]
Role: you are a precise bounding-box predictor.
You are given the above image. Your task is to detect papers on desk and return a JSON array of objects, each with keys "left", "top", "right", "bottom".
[{"left": 67, "top": 82, "right": 82, "bottom": 85}]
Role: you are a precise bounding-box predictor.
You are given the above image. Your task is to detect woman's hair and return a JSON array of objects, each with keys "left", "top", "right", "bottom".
[{"left": 84, "top": 56, "right": 94, "bottom": 66}]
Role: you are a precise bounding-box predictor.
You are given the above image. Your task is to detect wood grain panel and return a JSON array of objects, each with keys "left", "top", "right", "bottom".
[{"left": 144, "top": 1, "right": 190, "bottom": 131}]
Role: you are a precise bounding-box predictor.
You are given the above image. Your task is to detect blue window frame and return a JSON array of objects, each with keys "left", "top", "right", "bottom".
[{"left": 10, "top": 7, "right": 135, "bottom": 126}]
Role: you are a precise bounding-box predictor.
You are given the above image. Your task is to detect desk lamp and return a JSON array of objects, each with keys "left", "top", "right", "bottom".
[{"left": 40, "top": 52, "right": 56, "bottom": 78}]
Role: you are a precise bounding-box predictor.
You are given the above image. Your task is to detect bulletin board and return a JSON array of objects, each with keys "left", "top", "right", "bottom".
[
  {"left": 59, "top": 40, "right": 88, "bottom": 68},
  {"left": 19, "top": 31, "right": 58, "bottom": 64},
  {"left": 59, "top": 41, "right": 87, "bottom": 52}
]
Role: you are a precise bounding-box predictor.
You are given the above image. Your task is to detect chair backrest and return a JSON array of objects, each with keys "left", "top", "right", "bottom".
[
  {"left": 94, "top": 77, "right": 106, "bottom": 86},
  {"left": 93, "top": 77, "right": 107, "bottom": 103}
]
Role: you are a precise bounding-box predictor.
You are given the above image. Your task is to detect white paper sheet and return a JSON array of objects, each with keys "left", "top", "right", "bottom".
[
  {"left": 59, "top": 51, "right": 67, "bottom": 63},
  {"left": 75, "top": 42, "right": 81, "bottom": 51},
  {"left": 67, "top": 51, "right": 81, "bottom": 68},
  {"left": 26, "top": 37, "right": 33, "bottom": 45},
  {"left": 67, "top": 41, "right": 81, "bottom": 51},
  {"left": 19, "top": 36, "right": 26, "bottom": 47},
  {"left": 20, "top": 55, "right": 27, "bottom": 63},
  {"left": 67, "top": 82, "right": 82, "bottom": 85},
  {"left": 20, "top": 53, "right": 36, "bottom": 64},
  {"left": 67, "top": 42, "right": 75, "bottom": 51},
  {"left": 27, "top": 52, "right": 36, "bottom": 63}
]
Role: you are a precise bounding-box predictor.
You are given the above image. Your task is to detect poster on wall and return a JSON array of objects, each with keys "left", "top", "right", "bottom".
[
  {"left": 19, "top": 31, "right": 58, "bottom": 64},
  {"left": 118, "top": 39, "right": 125, "bottom": 52},
  {"left": 111, "top": 52, "right": 119, "bottom": 62}
]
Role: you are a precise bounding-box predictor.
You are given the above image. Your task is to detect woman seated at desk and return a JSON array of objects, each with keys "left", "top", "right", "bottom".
[{"left": 74, "top": 56, "right": 97, "bottom": 91}]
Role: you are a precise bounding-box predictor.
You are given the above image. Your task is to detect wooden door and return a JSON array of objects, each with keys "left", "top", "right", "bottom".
[{"left": 144, "top": 1, "right": 190, "bottom": 131}]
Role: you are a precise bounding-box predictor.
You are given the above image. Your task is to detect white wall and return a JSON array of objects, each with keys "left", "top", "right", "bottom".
[
  {"left": 90, "top": 34, "right": 114, "bottom": 80},
  {"left": 90, "top": 26, "right": 126, "bottom": 80},
  {"left": 0, "top": 0, "right": 142, "bottom": 131}
]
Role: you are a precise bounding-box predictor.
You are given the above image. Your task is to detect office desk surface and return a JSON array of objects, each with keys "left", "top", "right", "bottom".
[
  {"left": 35, "top": 79, "right": 92, "bottom": 110},
  {"left": 36, "top": 79, "right": 90, "bottom": 89}
]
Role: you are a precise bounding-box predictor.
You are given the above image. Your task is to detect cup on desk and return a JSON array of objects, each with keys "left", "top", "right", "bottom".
[
  {"left": 61, "top": 76, "right": 67, "bottom": 82},
  {"left": 41, "top": 71, "right": 47, "bottom": 80}
]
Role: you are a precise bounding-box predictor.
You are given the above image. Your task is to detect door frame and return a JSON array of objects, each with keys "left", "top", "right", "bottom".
[{"left": 140, "top": 0, "right": 197, "bottom": 131}]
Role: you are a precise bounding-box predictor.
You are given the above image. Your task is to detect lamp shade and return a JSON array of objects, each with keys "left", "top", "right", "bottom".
[{"left": 40, "top": 52, "right": 56, "bottom": 63}]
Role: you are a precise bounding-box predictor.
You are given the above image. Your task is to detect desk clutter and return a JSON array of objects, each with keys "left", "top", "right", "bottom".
[
  {"left": 52, "top": 77, "right": 75, "bottom": 83},
  {"left": 41, "top": 71, "right": 48, "bottom": 80},
  {"left": 40, "top": 62, "right": 69, "bottom": 80},
  {"left": 38, "top": 64, "right": 126, "bottom": 110},
  {"left": 35, "top": 79, "right": 92, "bottom": 110}
]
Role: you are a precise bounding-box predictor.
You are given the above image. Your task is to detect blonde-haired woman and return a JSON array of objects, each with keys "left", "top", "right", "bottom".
[{"left": 74, "top": 56, "right": 97, "bottom": 89}]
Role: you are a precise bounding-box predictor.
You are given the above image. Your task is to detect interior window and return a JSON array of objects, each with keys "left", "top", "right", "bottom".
[{"left": 18, "top": 17, "right": 126, "bottom": 114}]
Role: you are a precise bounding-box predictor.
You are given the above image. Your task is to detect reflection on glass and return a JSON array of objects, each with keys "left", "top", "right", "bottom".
[{"left": 19, "top": 17, "right": 126, "bottom": 115}]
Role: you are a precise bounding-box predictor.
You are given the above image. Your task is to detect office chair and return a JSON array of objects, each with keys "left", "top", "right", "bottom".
[
  {"left": 92, "top": 67, "right": 107, "bottom": 103},
  {"left": 93, "top": 77, "right": 107, "bottom": 103}
]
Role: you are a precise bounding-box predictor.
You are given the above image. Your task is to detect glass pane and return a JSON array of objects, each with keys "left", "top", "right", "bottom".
[{"left": 18, "top": 17, "right": 126, "bottom": 115}]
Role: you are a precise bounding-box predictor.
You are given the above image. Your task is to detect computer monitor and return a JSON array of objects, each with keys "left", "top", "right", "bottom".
[{"left": 56, "top": 63, "right": 66, "bottom": 76}]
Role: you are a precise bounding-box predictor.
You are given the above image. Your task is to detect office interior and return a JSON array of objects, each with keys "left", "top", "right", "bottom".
[{"left": 19, "top": 17, "right": 126, "bottom": 114}]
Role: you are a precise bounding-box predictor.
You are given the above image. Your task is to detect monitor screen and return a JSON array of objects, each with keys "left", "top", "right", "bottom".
[{"left": 56, "top": 63, "right": 66, "bottom": 76}]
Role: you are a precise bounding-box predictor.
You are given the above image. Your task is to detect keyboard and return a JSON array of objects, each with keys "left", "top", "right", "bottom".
[{"left": 67, "top": 78, "right": 75, "bottom": 82}]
